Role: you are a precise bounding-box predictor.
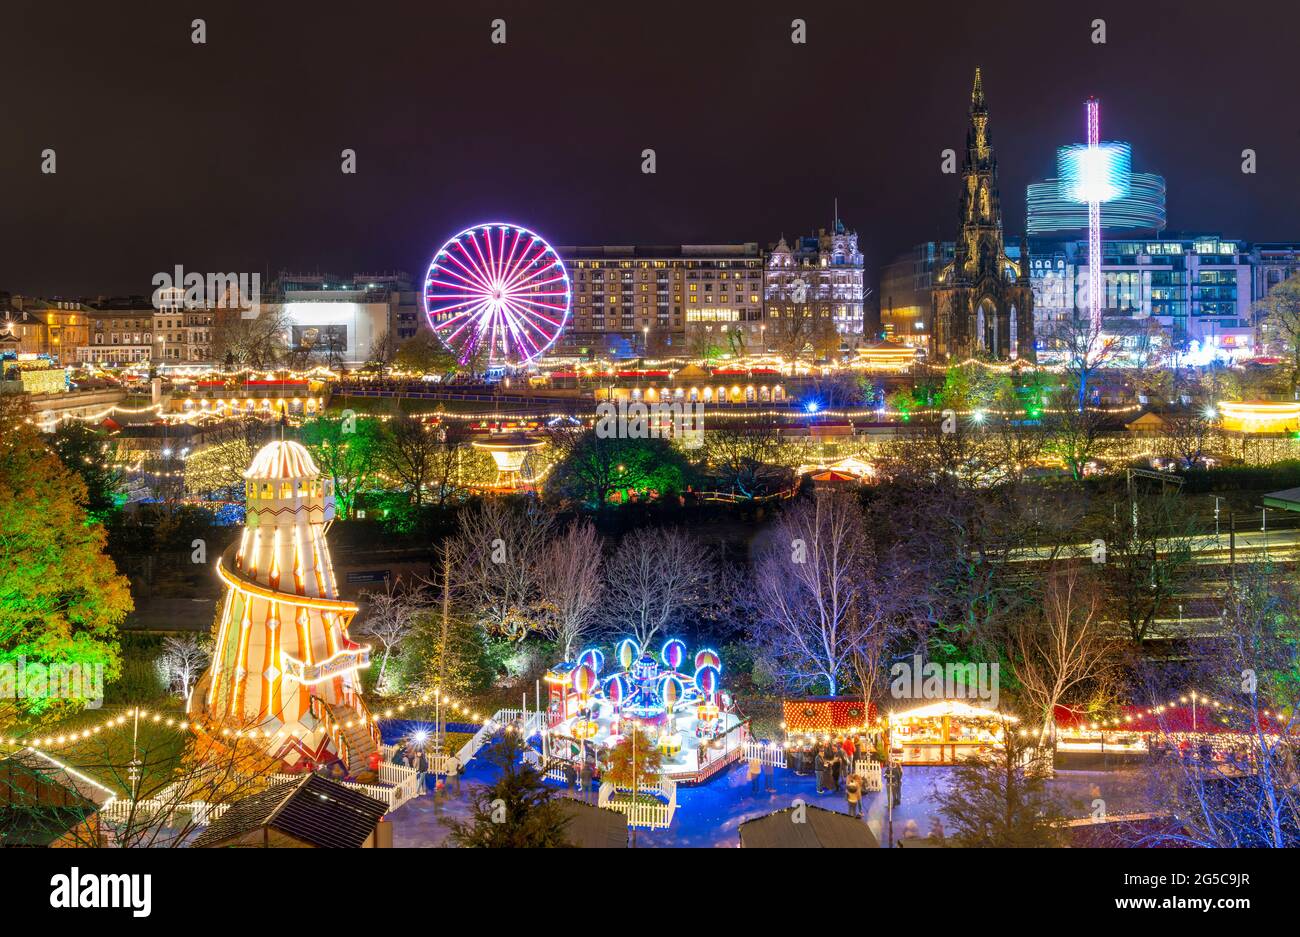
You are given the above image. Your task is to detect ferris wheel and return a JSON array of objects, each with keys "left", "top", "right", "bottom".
[{"left": 422, "top": 223, "right": 571, "bottom": 368}]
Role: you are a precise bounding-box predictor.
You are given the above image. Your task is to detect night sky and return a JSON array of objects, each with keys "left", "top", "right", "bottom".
[{"left": 4, "top": 0, "right": 1298, "bottom": 298}]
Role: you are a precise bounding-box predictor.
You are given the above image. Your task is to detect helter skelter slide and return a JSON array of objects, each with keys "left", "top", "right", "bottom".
[{"left": 189, "top": 440, "right": 377, "bottom": 773}]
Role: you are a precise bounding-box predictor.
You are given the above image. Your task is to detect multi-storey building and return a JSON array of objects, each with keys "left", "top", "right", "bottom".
[
  {"left": 764, "top": 223, "right": 866, "bottom": 358},
  {"left": 0, "top": 297, "right": 90, "bottom": 363},
  {"left": 879, "top": 241, "right": 955, "bottom": 348},
  {"left": 555, "top": 244, "right": 763, "bottom": 358},
  {"left": 79, "top": 297, "right": 156, "bottom": 365},
  {"left": 554, "top": 231, "right": 864, "bottom": 361},
  {"left": 1028, "top": 235, "right": 1256, "bottom": 360},
  {"left": 273, "top": 272, "right": 411, "bottom": 367}
]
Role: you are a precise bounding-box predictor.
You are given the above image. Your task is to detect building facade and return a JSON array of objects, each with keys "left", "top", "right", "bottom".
[
  {"left": 931, "top": 69, "right": 1034, "bottom": 362},
  {"left": 879, "top": 241, "right": 955, "bottom": 349},
  {"left": 764, "top": 223, "right": 867, "bottom": 359},
  {"left": 1029, "top": 235, "right": 1257, "bottom": 360},
  {"left": 0, "top": 298, "right": 90, "bottom": 363},
  {"left": 274, "top": 272, "right": 411, "bottom": 368},
  {"left": 556, "top": 244, "right": 763, "bottom": 358},
  {"left": 555, "top": 231, "right": 864, "bottom": 362},
  {"left": 79, "top": 298, "right": 155, "bottom": 365}
]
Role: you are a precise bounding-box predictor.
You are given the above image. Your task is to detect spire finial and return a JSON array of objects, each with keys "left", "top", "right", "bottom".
[{"left": 972, "top": 67, "right": 985, "bottom": 107}]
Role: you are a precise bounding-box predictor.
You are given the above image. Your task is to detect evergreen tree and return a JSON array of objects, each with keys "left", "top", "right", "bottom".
[{"left": 446, "top": 734, "right": 574, "bottom": 848}]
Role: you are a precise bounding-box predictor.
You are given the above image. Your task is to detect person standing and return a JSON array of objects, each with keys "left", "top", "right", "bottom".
[
  {"left": 446, "top": 754, "right": 460, "bottom": 796},
  {"left": 845, "top": 773, "right": 862, "bottom": 818},
  {"left": 416, "top": 748, "right": 429, "bottom": 796},
  {"left": 748, "top": 752, "right": 763, "bottom": 795},
  {"left": 579, "top": 758, "right": 592, "bottom": 802},
  {"left": 814, "top": 746, "right": 828, "bottom": 795},
  {"left": 890, "top": 761, "right": 903, "bottom": 808}
]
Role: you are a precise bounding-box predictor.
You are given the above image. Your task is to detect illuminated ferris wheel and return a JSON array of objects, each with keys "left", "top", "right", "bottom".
[{"left": 422, "top": 223, "right": 571, "bottom": 368}]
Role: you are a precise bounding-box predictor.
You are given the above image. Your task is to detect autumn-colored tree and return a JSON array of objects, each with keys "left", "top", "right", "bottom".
[
  {"left": 602, "top": 724, "right": 663, "bottom": 794},
  {"left": 0, "top": 409, "right": 132, "bottom": 727}
]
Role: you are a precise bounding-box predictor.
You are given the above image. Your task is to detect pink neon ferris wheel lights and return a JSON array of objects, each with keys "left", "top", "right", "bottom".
[{"left": 423, "top": 223, "right": 572, "bottom": 367}]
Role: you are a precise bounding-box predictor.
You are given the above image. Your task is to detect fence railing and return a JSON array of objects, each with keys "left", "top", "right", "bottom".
[
  {"left": 855, "top": 759, "right": 883, "bottom": 791},
  {"left": 597, "top": 777, "right": 678, "bottom": 830},
  {"left": 742, "top": 740, "right": 787, "bottom": 769},
  {"left": 101, "top": 796, "right": 232, "bottom": 827}
]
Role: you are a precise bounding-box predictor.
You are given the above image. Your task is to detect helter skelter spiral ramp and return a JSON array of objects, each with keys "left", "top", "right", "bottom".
[{"left": 189, "top": 440, "right": 377, "bottom": 774}]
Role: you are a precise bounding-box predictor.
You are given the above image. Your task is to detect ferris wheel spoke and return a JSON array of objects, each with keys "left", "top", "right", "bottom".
[
  {"left": 429, "top": 260, "right": 493, "bottom": 293},
  {"left": 499, "top": 240, "right": 553, "bottom": 294},
  {"left": 445, "top": 246, "right": 496, "bottom": 294}
]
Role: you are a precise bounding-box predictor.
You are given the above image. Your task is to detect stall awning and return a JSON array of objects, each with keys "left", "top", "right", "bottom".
[{"left": 889, "top": 700, "right": 1014, "bottom": 723}]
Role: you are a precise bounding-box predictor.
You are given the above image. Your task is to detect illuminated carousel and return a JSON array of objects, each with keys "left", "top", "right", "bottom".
[{"left": 540, "top": 639, "right": 743, "bottom": 782}]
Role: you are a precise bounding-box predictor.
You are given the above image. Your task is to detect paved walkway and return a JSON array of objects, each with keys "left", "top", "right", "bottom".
[{"left": 386, "top": 734, "right": 1156, "bottom": 847}]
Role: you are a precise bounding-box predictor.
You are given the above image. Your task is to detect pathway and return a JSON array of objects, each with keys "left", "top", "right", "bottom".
[{"left": 386, "top": 733, "right": 1157, "bottom": 847}]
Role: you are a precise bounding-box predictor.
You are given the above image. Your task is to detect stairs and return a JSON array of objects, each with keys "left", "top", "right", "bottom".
[{"left": 324, "top": 700, "right": 379, "bottom": 776}]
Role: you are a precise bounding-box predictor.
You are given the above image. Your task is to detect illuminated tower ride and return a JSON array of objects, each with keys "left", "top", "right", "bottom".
[
  {"left": 190, "top": 440, "right": 377, "bottom": 773},
  {"left": 1059, "top": 97, "right": 1130, "bottom": 333}
]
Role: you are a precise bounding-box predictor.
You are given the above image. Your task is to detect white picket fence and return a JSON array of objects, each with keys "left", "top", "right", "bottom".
[
  {"left": 597, "top": 777, "right": 678, "bottom": 830},
  {"left": 101, "top": 796, "right": 231, "bottom": 827},
  {"left": 267, "top": 765, "right": 420, "bottom": 813},
  {"left": 742, "top": 740, "right": 787, "bottom": 769},
  {"left": 855, "top": 759, "right": 883, "bottom": 791}
]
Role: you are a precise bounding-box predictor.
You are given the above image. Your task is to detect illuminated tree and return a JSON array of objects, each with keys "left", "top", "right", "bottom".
[
  {"left": 448, "top": 499, "right": 551, "bottom": 643},
  {"left": 353, "top": 577, "right": 430, "bottom": 692},
  {"left": 1137, "top": 565, "right": 1300, "bottom": 847},
  {"left": 299, "top": 414, "right": 382, "bottom": 518},
  {"left": 0, "top": 412, "right": 131, "bottom": 725},
  {"left": 379, "top": 413, "right": 447, "bottom": 508},
  {"left": 183, "top": 436, "right": 258, "bottom": 500},
  {"left": 47, "top": 421, "right": 123, "bottom": 522},
  {"left": 1011, "top": 564, "right": 1118, "bottom": 743},
  {"left": 447, "top": 732, "right": 573, "bottom": 848},
  {"left": 602, "top": 724, "right": 663, "bottom": 794},
  {"left": 392, "top": 330, "right": 458, "bottom": 374},
  {"left": 698, "top": 417, "right": 796, "bottom": 499},
  {"left": 930, "top": 714, "right": 1068, "bottom": 847},
  {"left": 1256, "top": 273, "right": 1300, "bottom": 391},
  {"left": 544, "top": 429, "right": 693, "bottom": 508},
  {"left": 157, "top": 634, "right": 210, "bottom": 701},
  {"left": 209, "top": 304, "right": 289, "bottom": 369},
  {"left": 752, "top": 492, "right": 897, "bottom": 696}
]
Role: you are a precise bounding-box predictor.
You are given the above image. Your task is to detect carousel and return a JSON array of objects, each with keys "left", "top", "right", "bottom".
[{"left": 540, "top": 639, "right": 742, "bottom": 781}]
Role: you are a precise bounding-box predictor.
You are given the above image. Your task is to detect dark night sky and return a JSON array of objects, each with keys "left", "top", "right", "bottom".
[{"left": 4, "top": 0, "right": 1299, "bottom": 298}]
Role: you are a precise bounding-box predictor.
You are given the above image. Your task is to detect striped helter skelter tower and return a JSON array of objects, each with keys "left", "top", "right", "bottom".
[{"left": 190, "top": 440, "right": 377, "bottom": 773}]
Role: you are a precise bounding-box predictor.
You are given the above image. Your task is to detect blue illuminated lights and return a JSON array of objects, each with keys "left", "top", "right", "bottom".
[{"left": 1058, "top": 141, "right": 1132, "bottom": 204}]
